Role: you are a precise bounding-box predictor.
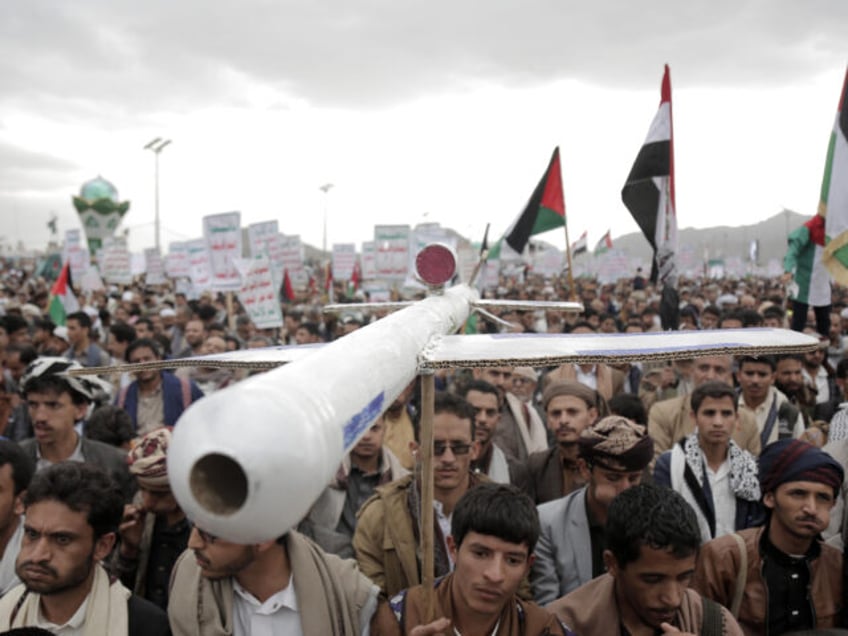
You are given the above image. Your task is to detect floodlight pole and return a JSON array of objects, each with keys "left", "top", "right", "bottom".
[
  {"left": 319, "top": 183, "right": 334, "bottom": 258},
  {"left": 144, "top": 137, "right": 173, "bottom": 253}
]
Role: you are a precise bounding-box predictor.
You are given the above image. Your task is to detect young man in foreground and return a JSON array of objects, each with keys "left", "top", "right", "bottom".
[
  {"left": 550, "top": 483, "right": 742, "bottom": 635},
  {"left": 693, "top": 439, "right": 843, "bottom": 634},
  {"left": 390, "top": 482, "right": 572, "bottom": 635}
]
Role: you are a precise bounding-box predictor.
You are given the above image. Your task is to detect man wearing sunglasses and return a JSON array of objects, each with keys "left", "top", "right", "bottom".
[
  {"left": 354, "top": 392, "right": 487, "bottom": 598},
  {"left": 462, "top": 380, "right": 529, "bottom": 490}
]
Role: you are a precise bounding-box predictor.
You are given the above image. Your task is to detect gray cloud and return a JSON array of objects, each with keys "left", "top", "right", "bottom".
[
  {"left": 1, "top": 0, "right": 845, "bottom": 117},
  {"left": 0, "top": 141, "right": 80, "bottom": 193}
]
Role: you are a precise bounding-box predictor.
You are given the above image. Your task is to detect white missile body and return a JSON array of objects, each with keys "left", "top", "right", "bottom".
[{"left": 167, "top": 284, "right": 478, "bottom": 543}]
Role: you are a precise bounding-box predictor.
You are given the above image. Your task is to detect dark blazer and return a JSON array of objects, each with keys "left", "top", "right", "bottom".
[
  {"left": 19, "top": 436, "right": 136, "bottom": 502},
  {"left": 528, "top": 447, "right": 562, "bottom": 505},
  {"left": 129, "top": 594, "right": 172, "bottom": 636},
  {"left": 527, "top": 447, "right": 586, "bottom": 505}
]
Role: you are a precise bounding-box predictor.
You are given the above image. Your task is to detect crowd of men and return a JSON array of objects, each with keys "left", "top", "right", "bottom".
[{"left": 0, "top": 265, "right": 847, "bottom": 634}]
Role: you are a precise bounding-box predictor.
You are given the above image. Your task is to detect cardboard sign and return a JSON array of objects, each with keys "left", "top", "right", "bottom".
[{"left": 203, "top": 212, "right": 242, "bottom": 291}]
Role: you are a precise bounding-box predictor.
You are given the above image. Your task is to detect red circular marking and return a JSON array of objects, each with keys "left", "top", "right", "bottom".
[{"left": 416, "top": 244, "right": 457, "bottom": 286}]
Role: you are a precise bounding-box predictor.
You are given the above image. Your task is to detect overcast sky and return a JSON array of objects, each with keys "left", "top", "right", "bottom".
[{"left": 1, "top": 1, "right": 846, "bottom": 256}]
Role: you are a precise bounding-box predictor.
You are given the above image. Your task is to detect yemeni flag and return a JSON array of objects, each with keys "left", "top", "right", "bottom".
[
  {"left": 48, "top": 261, "right": 80, "bottom": 326},
  {"left": 622, "top": 64, "right": 679, "bottom": 330},
  {"left": 498, "top": 147, "right": 566, "bottom": 257},
  {"left": 282, "top": 269, "right": 296, "bottom": 302},
  {"left": 571, "top": 231, "right": 588, "bottom": 256},
  {"left": 594, "top": 230, "right": 613, "bottom": 255},
  {"left": 821, "top": 66, "right": 848, "bottom": 285}
]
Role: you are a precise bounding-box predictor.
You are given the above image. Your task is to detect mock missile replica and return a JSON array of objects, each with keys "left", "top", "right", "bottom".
[{"left": 74, "top": 243, "right": 819, "bottom": 545}]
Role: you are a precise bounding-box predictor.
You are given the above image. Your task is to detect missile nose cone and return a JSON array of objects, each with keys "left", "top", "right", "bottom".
[{"left": 190, "top": 452, "right": 248, "bottom": 516}]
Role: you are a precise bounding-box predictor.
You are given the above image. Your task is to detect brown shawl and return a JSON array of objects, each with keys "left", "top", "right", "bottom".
[
  {"left": 168, "top": 530, "right": 378, "bottom": 636},
  {"left": 397, "top": 573, "right": 567, "bottom": 635}
]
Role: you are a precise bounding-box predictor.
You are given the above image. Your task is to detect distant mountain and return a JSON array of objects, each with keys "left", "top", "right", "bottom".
[
  {"left": 303, "top": 209, "right": 809, "bottom": 267},
  {"left": 602, "top": 209, "right": 807, "bottom": 264}
]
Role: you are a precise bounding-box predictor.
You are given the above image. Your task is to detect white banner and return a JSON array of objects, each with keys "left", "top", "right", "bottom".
[
  {"left": 99, "top": 246, "right": 132, "bottom": 284},
  {"left": 375, "top": 225, "right": 410, "bottom": 281},
  {"left": 145, "top": 248, "right": 166, "bottom": 285},
  {"left": 332, "top": 243, "right": 357, "bottom": 281},
  {"left": 80, "top": 264, "right": 104, "bottom": 293},
  {"left": 165, "top": 241, "right": 190, "bottom": 279},
  {"left": 203, "top": 211, "right": 242, "bottom": 291},
  {"left": 456, "top": 246, "right": 478, "bottom": 285},
  {"left": 533, "top": 249, "right": 564, "bottom": 278},
  {"left": 596, "top": 249, "right": 631, "bottom": 284},
  {"left": 131, "top": 252, "right": 146, "bottom": 276},
  {"left": 481, "top": 259, "right": 500, "bottom": 289},
  {"left": 361, "top": 241, "right": 377, "bottom": 280},
  {"left": 64, "top": 229, "right": 89, "bottom": 281},
  {"left": 247, "top": 221, "right": 280, "bottom": 258},
  {"left": 279, "top": 234, "right": 306, "bottom": 288},
  {"left": 185, "top": 238, "right": 212, "bottom": 291},
  {"left": 237, "top": 255, "right": 283, "bottom": 329}
]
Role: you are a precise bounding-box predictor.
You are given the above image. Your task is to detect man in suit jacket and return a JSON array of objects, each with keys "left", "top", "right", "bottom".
[
  {"left": 527, "top": 382, "right": 603, "bottom": 505},
  {"left": 530, "top": 415, "right": 653, "bottom": 605},
  {"left": 18, "top": 357, "right": 135, "bottom": 502}
]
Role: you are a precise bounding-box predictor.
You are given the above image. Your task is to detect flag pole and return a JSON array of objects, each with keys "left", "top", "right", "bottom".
[
  {"left": 419, "top": 372, "right": 436, "bottom": 622},
  {"left": 563, "top": 223, "right": 576, "bottom": 301}
]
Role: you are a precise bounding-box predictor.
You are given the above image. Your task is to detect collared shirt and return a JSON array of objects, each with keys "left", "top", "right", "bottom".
[
  {"left": 574, "top": 365, "right": 598, "bottom": 390},
  {"left": 35, "top": 596, "right": 88, "bottom": 635},
  {"left": 136, "top": 385, "right": 165, "bottom": 436},
  {"left": 0, "top": 518, "right": 23, "bottom": 595},
  {"left": 35, "top": 435, "right": 85, "bottom": 472},
  {"left": 761, "top": 528, "right": 818, "bottom": 635},
  {"left": 803, "top": 366, "right": 830, "bottom": 405},
  {"left": 704, "top": 455, "right": 736, "bottom": 538},
  {"left": 233, "top": 578, "right": 302, "bottom": 636}
]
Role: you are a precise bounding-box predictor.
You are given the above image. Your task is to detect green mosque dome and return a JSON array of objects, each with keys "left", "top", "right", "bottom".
[{"left": 79, "top": 175, "right": 119, "bottom": 202}]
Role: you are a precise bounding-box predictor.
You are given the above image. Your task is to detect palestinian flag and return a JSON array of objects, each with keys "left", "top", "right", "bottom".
[
  {"left": 594, "top": 230, "right": 613, "bottom": 255},
  {"left": 784, "top": 215, "right": 830, "bottom": 306},
  {"left": 571, "top": 231, "right": 588, "bottom": 256},
  {"left": 48, "top": 261, "right": 79, "bottom": 326},
  {"left": 500, "top": 147, "right": 566, "bottom": 257},
  {"left": 821, "top": 66, "right": 848, "bottom": 285},
  {"left": 622, "top": 64, "right": 679, "bottom": 329}
]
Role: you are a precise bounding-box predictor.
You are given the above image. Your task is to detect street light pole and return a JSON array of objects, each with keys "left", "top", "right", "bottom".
[
  {"left": 144, "top": 137, "right": 172, "bottom": 253},
  {"left": 319, "top": 183, "right": 334, "bottom": 257}
]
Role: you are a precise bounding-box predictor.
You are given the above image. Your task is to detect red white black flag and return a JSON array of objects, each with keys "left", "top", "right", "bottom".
[{"left": 622, "top": 64, "right": 679, "bottom": 329}]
